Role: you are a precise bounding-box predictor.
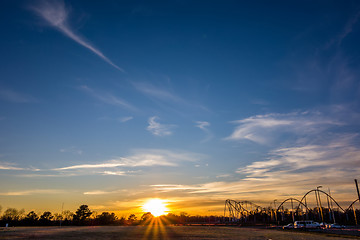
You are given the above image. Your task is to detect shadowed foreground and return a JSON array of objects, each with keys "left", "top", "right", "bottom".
[{"left": 1, "top": 226, "right": 358, "bottom": 240}]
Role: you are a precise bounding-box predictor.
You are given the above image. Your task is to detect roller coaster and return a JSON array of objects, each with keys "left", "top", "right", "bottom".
[{"left": 224, "top": 187, "right": 360, "bottom": 224}]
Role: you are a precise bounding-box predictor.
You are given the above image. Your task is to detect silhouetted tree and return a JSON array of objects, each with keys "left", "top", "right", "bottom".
[
  {"left": 127, "top": 214, "right": 137, "bottom": 225},
  {"left": 24, "top": 211, "right": 39, "bottom": 225},
  {"left": 2, "top": 208, "right": 24, "bottom": 221},
  {"left": 140, "top": 212, "right": 153, "bottom": 224},
  {"left": 73, "top": 205, "right": 92, "bottom": 224},
  {"left": 62, "top": 210, "right": 74, "bottom": 221},
  {"left": 40, "top": 211, "right": 53, "bottom": 225},
  {"left": 53, "top": 213, "right": 63, "bottom": 221},
  {"left": 96, "top": 212, "right": 117, "bottom": 225},
  {"left": 40, "top": 211, "right": 53, "bottom": 221},
  {"left": 118, "top": 216, "right": 126, "bottom": 225},
  {"left": 1, "top": 208, "right": 24, "bottom": 226}
]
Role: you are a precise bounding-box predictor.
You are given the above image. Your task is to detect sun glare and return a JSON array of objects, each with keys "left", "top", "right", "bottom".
[{"left": 142, "top": 198, "right": 168, "bottom": 217}]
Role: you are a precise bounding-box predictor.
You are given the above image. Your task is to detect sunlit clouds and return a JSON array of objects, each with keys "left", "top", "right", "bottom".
[
  {"left": 237, "top": 134, "right": 360, "bottom": 181},
  {"left": 83, "top": 190, "right": 124, "bottom": 195},
  {"left": 52, "top": 149, "right": 202, "bottom": 173},
  {"left": 0, "top": 161, "right": 25, "bottom": 170},
  {"left": 0, "top": 189, "right": 65, "bottom": 196},
  {"left": 0, "top": 162, "right": 39, "bottom": 171},
  {"left": 150, "top": 133, "right": 360, "bottom": 205},
  {"left": 225, "top": 111, "right": 343, "bottom": 144}
]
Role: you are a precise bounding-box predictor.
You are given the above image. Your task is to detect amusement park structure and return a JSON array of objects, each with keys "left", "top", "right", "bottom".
[{"left": 224, "top": 180, "right": 360, "bottom": 225}]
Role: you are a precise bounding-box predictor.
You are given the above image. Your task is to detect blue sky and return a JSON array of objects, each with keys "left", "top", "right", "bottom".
[{"left": 1, "top": 0, "right": 360, "bottom": 215}]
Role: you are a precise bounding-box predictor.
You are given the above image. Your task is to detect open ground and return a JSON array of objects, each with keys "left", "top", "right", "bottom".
[{"left": 1, "top": 226, "right": 360, "bottom": 240}]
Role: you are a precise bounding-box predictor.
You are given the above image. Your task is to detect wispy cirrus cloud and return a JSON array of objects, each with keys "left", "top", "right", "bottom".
[
  {"left": 0, "top": 88, "right": 36, "bottom": 103},
  {"left": 118, "top": 116, "right": 133, "bottom": 123},
  {"left": 55, "top": 149, "right": 202, "bottom": 171},
  {"left": 79, "top": 85, "right": 136, "bottom": 111},
  {"left": 225, "top": 111, "right": 342, "bottom": 144},
  {"left": 325, "top": 10, "right": 360, "bottom": 48},
  {"left": 60, "top": 146, "right": 83, "bottom": 155},
  {"left": 0, "top": 162, "right": 39, "bottom": 171},
  {"left": 0, "top": 163, "right": 25, "bottom": 171},
  {"left": 133, "top": 82, "right": 182, "bottom": 103},
  {"left": 132, "top": 81, "right": 209, "bottom": 113},
  {"left": 237, "top": 134, "right": 360, "bottom": 178},
  {"left": 101, "top": 171, "right": 127, "bottom": 176},
  {"left": 151, "top": 184, "right": 206, "bottom": 192},
  {"left": 195, "top": 121, "right": 213, "bottom": 142},
  {"left": 147, "top": 116, "right": 175, "bottom": 136},
  {"left": 30, "top": 0, "right": 124, "bottom": 72},
  {"left": 0, "top": 189, "right": 65, "bottom": 196},
  {"left": 83, "top": 189, "right": 128, "bottom": 195},
  {"left": 288, "top": 11, "right": 360, "bottom": 99}
]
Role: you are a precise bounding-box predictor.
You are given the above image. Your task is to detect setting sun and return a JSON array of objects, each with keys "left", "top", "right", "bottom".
[{"left": 142, "top": 199, "right": 168, "bottom": 217}]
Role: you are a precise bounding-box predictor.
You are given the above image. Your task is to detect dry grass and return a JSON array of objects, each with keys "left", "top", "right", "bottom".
[{"left": 0, "top": 226, "right": 357, "bottom": 239}]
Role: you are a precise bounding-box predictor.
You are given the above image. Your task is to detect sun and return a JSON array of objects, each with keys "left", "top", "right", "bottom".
[{"left": 142, "top": 198, "right": 168, "bottom": 217}]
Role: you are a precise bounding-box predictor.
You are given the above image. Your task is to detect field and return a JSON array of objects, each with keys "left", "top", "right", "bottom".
[{"left": 1, "top": 226, "right": 359, "bottom": 240}]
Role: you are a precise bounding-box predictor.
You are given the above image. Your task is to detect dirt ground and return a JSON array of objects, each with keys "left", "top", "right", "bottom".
[{"left": 0, "top": 226, "right": 359, "bottom": 240}]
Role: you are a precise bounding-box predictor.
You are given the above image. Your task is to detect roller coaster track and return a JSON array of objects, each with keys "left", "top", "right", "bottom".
[
  {"left": 224, "top": 188, "right": 360, "bottom": 221},
  {"left": 224, "top": 199, "right": 266, "bottom": 220}
]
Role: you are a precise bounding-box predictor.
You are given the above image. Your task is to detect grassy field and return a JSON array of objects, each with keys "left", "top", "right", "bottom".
[{"left": 0, "top": 226, "right": 358, "bottom": 240}]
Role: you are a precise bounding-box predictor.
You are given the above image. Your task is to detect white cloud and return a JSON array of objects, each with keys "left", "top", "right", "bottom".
[
  {"left": 0, "top": 162, "right": 39, "bottom": 171},
  {"left": 79, "top": 85, "right": 136, "bottom": 111},
  {"left": 84, "top": 190, "right": 110, "bottom": 195},
  {"left": 55, "top": 161, "right": 130, "bottom": 170},
  {"left": 18, "top": 173, "right": 77, "bottom": 178},
  {"left": 101, "top": 170, "right": 140, "bottom": 176},
  {"left": 102, "top": 171, "right": 126, "bottom": 176},
  {"left": 0, "top": 164, "right": 24, "bottom": 170},
  {"left": 0, "top": 189, "right": 64, "bottom": 196},
  {"left": 30, "top": 0, "right": 124, "bottom": 72},
  {"left": 83, "top": 189, "right": 131, "bottom": 195},
  {"left": 238, "top": 134, "right": 360, "bottom": 177},
  {"left": 83, "top": 190, "right": 122, "bottom": 195},
  {"left": 225, "top": 111, "right": 342, "bottom": 144},
  {"left": 151, "top": 184, "right": 205, "bottom": 192},
  {"left": 55, "top": 149, "right": 202, "bottom": 171},
  {"left": 195, "top": 121, "right": 213, "bottom": 142},
  {"left": 147, "top": 116, "right": 175, "bottom": 136},
  {"left": 118, "top": 116, "right": 133, "bottom": 123}
]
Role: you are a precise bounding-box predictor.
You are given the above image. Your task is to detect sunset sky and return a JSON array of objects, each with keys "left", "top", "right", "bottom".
[{"left": 1, "top": 0, "right": 360, "bottom": 216}]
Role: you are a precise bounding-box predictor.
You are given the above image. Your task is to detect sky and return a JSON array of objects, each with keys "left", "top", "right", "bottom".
[{"left": 1, "top": 0, "right": 360, "bottom": 216}]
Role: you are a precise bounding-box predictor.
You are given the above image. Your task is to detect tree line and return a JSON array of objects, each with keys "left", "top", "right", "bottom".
[{"left": 0, "top": 205, "right": 223, "bottom": 227}]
